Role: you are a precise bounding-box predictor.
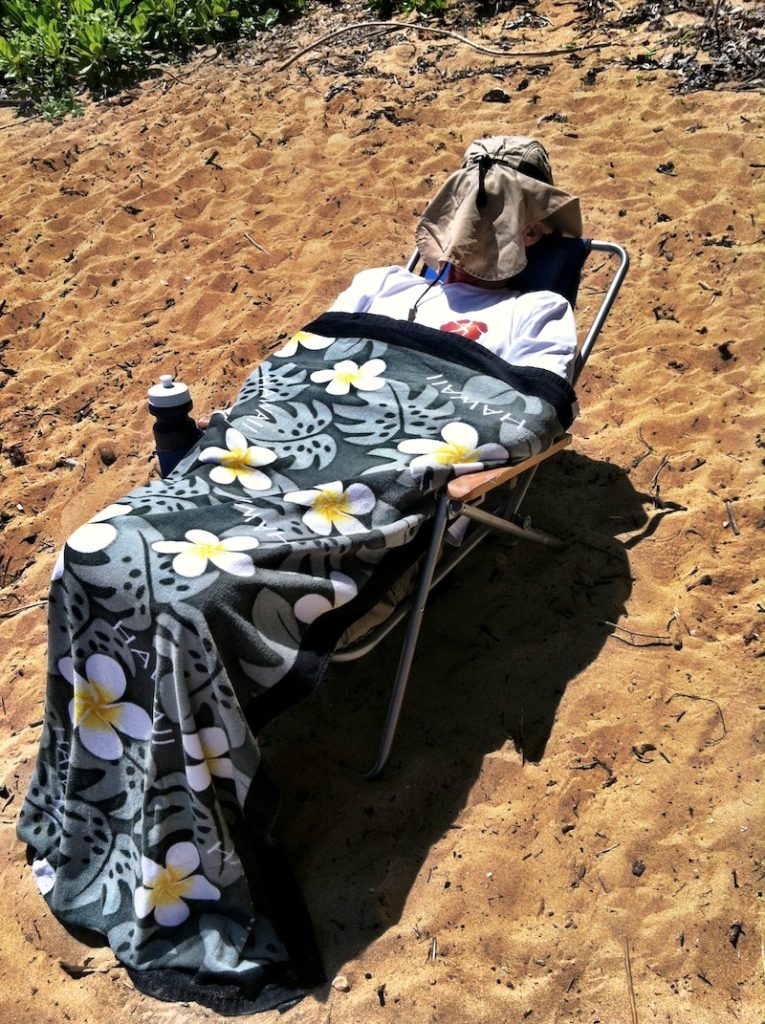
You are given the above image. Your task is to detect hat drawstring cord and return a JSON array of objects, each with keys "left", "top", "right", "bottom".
[
  {"left": 475, "top": 155, "right": 495, "bottom": 209},
  {"left": 407, "top": 263, "right": 447, "bottom": 323}
]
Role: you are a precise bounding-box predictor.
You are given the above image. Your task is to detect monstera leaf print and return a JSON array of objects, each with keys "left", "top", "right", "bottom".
[
  {"left": 128, "top": 475, "right": 214, "bottom": 517},
  {"left": 461, "top": 374, "right": 547, "bottom": 423},
  {"left": 141, "top": 772, "right": 243, "bottom": 891},
  {"left": 65, "top": 529, "right": 167, "bottom": 633},
  {"left": 460, "top": 372, "right": 555, "bottom": 456},
  {"left": 199, "top": 913, "right": 288, "bottom": 972},
  {"left": 67, "top": 829, "right": 141, "bottom": 917},
  {"left": 235, "top": 359, "right": 309, "bottom": 406},
  {"left": 231, "top": 399, "right": 337, "bottom": 472},
  {"left": 151, "top": 607, "right": 241, "bottom": 728},
  {"left": 334, "top": 379, "right": 455, "bottom": 445},
  {"left": 239, "top": 590, "right": 302, "bottom": 692},
  {"left": 314, "top": 335, "right": 387, "bottom": 365},
  {"left": 47, "top": 570, "right": 96, "bottom": 655}
]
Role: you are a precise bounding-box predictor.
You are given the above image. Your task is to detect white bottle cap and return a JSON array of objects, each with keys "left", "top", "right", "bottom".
[{"left": 148, "top": 374, "right": 191, "bottom": 408}]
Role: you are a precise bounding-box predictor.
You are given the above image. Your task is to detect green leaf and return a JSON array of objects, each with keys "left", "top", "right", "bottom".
[{"left": 0, "top": 0, "right": 309, "bottom": 115}]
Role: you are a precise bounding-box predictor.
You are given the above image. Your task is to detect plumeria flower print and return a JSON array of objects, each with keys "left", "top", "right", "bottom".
[
  {"left": 294, "top": 571, "right": 358, "bottom": 624},
  {"left": 66, "top": 503, "right": 133, "bottom": 552},
  {"left": 398, "top": 422, "right": 508, "bottom": 479},
  {"left": 272, "top": 330, "right": 334, "bottom": 359},
  {"left": 439, "top": 319, "right": 488, "bottom": 342},
  {"left": 284, "top": 481, "right": 375, "bottom": 537},
  {"left": 310, "top": 358, "right": 387, "bottom": 396},
  {"left": 59, "top": 653, "right": 152, "bottom": 761},
  {"left": 199, "top": 427, "right": 276, "bottom": 491},
  {"left": 52, "top": 503, "right": 133, "bottom": 580},
  {"left": 134, "top": 841, "right": 221, "bottom": 928},
  {"left": 32, "top": 858, "right": 56, "bottom": 896},
  {"left": 152, "top": 529, "right": 258, "bottom": 578},
  {"left": 182, "top": 727, "right": 234, "bottom": 792}
]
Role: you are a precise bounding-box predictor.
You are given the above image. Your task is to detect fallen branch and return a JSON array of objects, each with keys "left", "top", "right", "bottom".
[
  {"left": 244, "top": 232, "right": 269, "bottom": 254},
  {"left": 603, "top": 621, "right": 673, "bottom": 647},
  {"left": 0, "top": 599, "right": 48, "bottom": 619},
  {"left": 632, "top": 428, "right": 653, "bottom": 469},
  {"left": 278, "top": 21, "right": 612, "bottom": 72},
  {"left": 596, "top": 843, "right": 620, "bottom": 857},
  {"left": 623, "top": 939, "right": 639, "bottom": 1024},
  {"left": 650, "top": 453, "right": 669, "bottom": 507},
  {"left": 605, "top": 621, "right": 670, "bottom": 641},
  {"left": 146, "top": 51, "right": 219, "bottom": 93},
  {"left": 568, "top": 757, "right": 613, "bottom": 775},
  {"left": 0, "top": 114, "right": 40, "bottom": 131}
]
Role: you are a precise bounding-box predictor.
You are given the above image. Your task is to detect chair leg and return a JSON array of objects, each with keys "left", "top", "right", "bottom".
[
  {"left": 366, "top": 493, "right": 451, "bottom": 780},
  {"left": 455, "top": 501, "right": 566, "bottom": 549}
]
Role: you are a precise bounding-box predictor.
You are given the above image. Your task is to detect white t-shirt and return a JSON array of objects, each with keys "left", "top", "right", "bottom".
[{"left": 329, "top": 265, "right": 578, "bottom": 381}]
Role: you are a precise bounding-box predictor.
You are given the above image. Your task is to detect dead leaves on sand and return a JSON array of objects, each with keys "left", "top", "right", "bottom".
[
  {"left": 612, "top": 0, "right": 765, "bottom": 92},
  {"left": 285, "top": 0, "right": 765, "bottom": 97}
]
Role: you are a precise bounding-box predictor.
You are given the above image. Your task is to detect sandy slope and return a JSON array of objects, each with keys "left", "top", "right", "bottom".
[{"left": 1, "top": 2, "right": 763, "bottom": 1021}]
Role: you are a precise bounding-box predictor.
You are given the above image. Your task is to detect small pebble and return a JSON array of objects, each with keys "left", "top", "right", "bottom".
[
  {"left": 482, "top": 88, "right": 511, "bottom": 104},
  {"left": 99, "top": 445, "right": 117, "bottom": 466},
  {"left": 332, "top": 975, "right": 351, "bottom": 992}
]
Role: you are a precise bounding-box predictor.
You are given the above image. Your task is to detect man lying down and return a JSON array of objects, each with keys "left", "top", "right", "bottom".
[{"left": 17, "top": 136, "right": 582, "bottom": 1015}]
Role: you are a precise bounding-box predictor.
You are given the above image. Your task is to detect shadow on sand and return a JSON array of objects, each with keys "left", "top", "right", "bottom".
[{"left": 261, "top": 451, "right": 650, "bottom": 988}]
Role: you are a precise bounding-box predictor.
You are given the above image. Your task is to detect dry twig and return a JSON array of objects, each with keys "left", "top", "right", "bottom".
[
  {"left": 604, "top": 621, "right": 673, "bottom": 647},
  {"left": 623, "top": 939, "right": 639, "bottom": 1024},
  {"left": 244, "top": 232, "right": 269, "bottom": 254},
  {"left": 0, "top": 599, "right": 48, "bottom": 620},
  {"left": 631, "top": 428, "right": 653, "bottom": 468},
  {"left": 650, "top": 454, "right": 669, "bottom": 507},
  {"left": 278, "top": 21, "right": 612, "bottom": 71}
]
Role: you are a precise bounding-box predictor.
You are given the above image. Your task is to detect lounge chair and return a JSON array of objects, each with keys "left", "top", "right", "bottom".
[{"left": 330, "top": 233, "right": 629, "bottom": 778}]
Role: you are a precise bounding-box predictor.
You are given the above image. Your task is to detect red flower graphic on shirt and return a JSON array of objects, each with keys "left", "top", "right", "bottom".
[{"left": 440, "top": 319, "right": 488, "bottom": 342}]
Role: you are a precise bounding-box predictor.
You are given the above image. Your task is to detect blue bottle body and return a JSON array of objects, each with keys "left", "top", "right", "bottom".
[{"left": 148, "top": 376, "right": 203, "bottom": 478}]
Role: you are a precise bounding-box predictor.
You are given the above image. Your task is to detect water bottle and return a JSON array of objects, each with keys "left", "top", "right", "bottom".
[{"left": 148, "top": 374, "right": 202, "bottom": 477}]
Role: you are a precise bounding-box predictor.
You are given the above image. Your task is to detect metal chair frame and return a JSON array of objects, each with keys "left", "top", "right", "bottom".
[{"left": 329, "top": 241, "right": 629, "bottom": 778}]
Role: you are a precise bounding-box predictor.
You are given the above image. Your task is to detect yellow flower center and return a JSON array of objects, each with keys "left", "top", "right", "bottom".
[
  {"left": 220, "top": 449, "right": 257, "bottom": 477},
  {"left": 313, "top": 490, "right": 351, "bottom": 522},
  {"left": 221, "top": 448, "right": 249, "bottom": 468},
  {"left": 151, "top": 866, "right": 193, "bottom": 907},
  {"left": 434, "top": 442, "right": 477, "bottom": 466},
  {"left": 335, "top": 370, "right": 360, "bottom": 386},
  {"left": 74, "top": 682, "right": 121, "bottom": 728},
  {"left": 191, "top": 541, "right": 227, "bottom": 560}
]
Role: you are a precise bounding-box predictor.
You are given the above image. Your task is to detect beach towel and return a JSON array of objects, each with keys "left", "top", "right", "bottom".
[{"left": 17, "top": 310, "right": 574, "bottom": 1014}]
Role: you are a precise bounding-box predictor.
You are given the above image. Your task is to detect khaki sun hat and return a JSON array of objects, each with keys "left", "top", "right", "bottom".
[{"left": 414, "top": 135, "right": 583, "bottom": 282}]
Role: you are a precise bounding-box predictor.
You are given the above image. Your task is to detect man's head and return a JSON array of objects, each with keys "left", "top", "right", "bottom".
[
  {"left": 415, "top": 135, "right": 582, "bottom": 283},
  {"left": 447, "top": 219, "right": 550, "bottom": 288}
]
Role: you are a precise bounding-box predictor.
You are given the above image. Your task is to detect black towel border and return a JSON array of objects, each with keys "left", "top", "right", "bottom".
[{"left": 304, "top": 310, "right": 576, "bottom": 430}]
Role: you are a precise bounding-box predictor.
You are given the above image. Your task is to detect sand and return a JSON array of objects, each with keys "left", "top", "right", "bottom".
[{"left": 1, "top": 1, "right": 763, "bottom": 1020}]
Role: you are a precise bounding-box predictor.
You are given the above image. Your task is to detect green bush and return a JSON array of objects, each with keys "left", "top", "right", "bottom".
[
  {"left": 366, "top": 0, "right": 447, "bottom": 17},
  {"left": 0, "top": 0, "right": 303, "bottom": 116}
]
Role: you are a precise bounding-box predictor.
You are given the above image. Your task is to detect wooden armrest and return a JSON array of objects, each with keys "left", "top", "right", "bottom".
[{"left": 446, "top": 434, "right": 572, "bottom": 502}]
